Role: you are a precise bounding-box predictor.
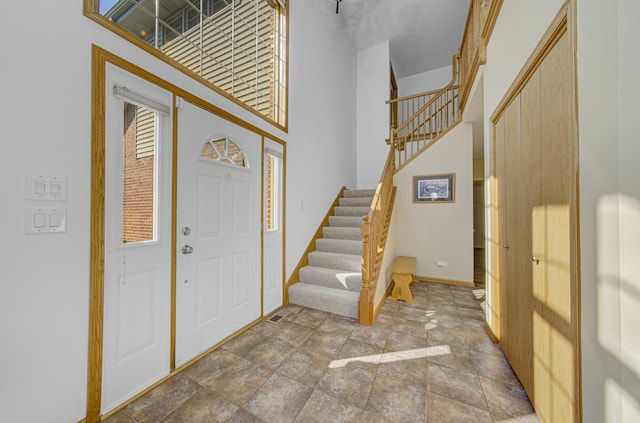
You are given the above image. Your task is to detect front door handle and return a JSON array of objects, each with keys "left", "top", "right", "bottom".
[{"left": 181, "top": 245, "right": 193, "bottom": 255}]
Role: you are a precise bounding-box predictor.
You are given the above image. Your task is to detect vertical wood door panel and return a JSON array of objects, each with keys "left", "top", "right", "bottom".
[
  {"left": 491, "top": 118, "right": 506, "bottom": 339},
  {"left": 503, "top": 97, "right": 523, "bottom": 376},
  {"left": 520, "top": 67, "right": 542, "bottom": 403},
  {"left": 535, "top": 31, "right": 576, "bottom": 423}
]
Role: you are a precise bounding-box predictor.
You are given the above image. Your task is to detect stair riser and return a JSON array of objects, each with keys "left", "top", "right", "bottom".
[
  {"left": 328, "top": 216, "right": 363, "bottom": 228},
  {"left": 334, "top": 207, "right": 370, "bottom": 217},
  {"left": 344, "top": 189, "right": 376, "bottom": 198},
  {"left": 316, "top": 239, "right": 363, "bottom": 255},
  {"left": 308, "top": 252, "right": 361, "bottom": 272},
  {"left": 298, "top": 266, "right": 362, "bottom": 291},
  {"left": 323, "top": 227, "right": 362, "bottom": 241},
  {"left": 339, "top": 197, "right": 373, "bottom": 207},
  {"left": 288, "top": 283, "right": 359, "bottom": 319}
]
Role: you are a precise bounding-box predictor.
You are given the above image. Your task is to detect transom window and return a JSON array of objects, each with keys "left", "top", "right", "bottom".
[
  {"left": 201, "top": 137, "right": 248, "bottom": 167},
  {"left": 90, "top": 0, "right": 287, "bottom": 127}
]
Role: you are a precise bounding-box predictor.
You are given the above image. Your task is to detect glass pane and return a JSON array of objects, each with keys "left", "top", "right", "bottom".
[
  {"left": 102, "top": 0, "right": 157, "bottom": 45},
  {"left": 266, "top": 154, "right": 279, "bottom": 231},
  {"left": 201, "top": 137, "right": 247, "bottom": 167},
  {"left": 99, "top": 0, "right": 285, "bottom": 125},
  {"left": 122, "top": 102, "right": 157, "bottom": 243},
  {"left": 201, "top": 142, "right": 220, "bottom": 160},
  {"left": 212, "top": 138, "right": 226, "bottom": 156}
]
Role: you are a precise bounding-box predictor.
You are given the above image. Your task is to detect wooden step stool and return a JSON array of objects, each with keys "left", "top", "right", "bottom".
[{"left": 390, "top": 256, "right": 416, "bottom": 303}]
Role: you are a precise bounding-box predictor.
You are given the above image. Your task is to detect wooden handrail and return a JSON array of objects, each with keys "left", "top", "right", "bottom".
[
  {"left": 359, "top": 144, "right": 395, "bottom": 325},
  {"left": 458, "top": 0, "right": 497, "bottom": 111},
  {"left": 399, "top": 84, "right": 460, "bottom": 138},
  {"left": 386, "top": 87, "right": 442, "bottom": 105}
]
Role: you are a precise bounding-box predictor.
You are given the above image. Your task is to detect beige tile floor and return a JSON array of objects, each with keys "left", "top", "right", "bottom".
[{"left": 104, "top": 282, "right": 538, "bottom": 423}]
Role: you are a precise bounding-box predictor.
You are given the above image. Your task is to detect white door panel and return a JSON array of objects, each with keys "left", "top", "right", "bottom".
[
  {"left": 195, "top": 257, "right": 222, "bottom": 326},
  {"left": 102, "top": 65, "right": 172, "bottom": 413},
  {"left": 176, "top": 101, "right": 261, "bottom": 366}
]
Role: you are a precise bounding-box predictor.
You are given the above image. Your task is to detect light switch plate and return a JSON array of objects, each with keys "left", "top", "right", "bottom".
[
  {"left": 25, "top": 207, "right": 67, "bottom": 234},
  {"left": 26, "top": 173, "right": 67, "bottom": 201}
]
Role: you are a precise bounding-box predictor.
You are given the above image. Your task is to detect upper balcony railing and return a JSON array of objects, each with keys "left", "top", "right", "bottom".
[
  {"left": 387, "top": 55, "right": 461, "bottom": 170},
  {"left": 459, "top": 0, "right": 501, "bottom": 111}
]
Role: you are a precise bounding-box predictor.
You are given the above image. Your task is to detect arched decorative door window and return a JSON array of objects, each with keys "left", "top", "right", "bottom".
[{"left": 201, "top": 137, "right": 248, "bottom": 168}]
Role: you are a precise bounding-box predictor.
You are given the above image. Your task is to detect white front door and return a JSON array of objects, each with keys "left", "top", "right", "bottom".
[
  {"left": 263, "top": 139, "right": 284, "bottom": 314},
  {"left": 102, "top": 66, "right": 173, "bottom": 413},
  {"left": 175, "top": 100, "right": 261, "bottom": 366}
]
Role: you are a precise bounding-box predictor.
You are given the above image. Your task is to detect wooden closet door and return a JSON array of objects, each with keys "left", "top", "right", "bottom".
[
  {"left": 494, "top": 28, "right": 577, "bottom": 422},
  {"left": 502, "top": 95, "right": 534, "bottom": 388},
  {"left": 533, "top": 31, "right": 577, "bottom": 423},
  {"left": 505, "top": 66, "right": 543, "bottom": 399}
]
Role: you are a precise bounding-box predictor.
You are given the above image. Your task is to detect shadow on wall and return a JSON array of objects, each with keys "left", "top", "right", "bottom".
[{"left": 596, "top": 193, "right": 640, "bottom": 421}]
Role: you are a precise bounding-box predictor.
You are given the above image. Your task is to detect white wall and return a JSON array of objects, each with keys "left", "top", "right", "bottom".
[
  {"left": 397, "top": 65, "right": 453, "bottom": 98},
  {"left": 287, "top": 0, "right": 358, "bottom": 276},
  {"left": 616, "top": 1, "right": 640, "bottom": 419},
  {"left": 578, "top": 0, "right": 640, "bottom": 421},
  {"left": 356, "top": 41, "right": 390, "bottom": 189},
  {"left": 392, "top": 123, "right": 474, "bottom": 283},
  {"left": 0, "top": 0, "right": 358, "bottom": 421}
]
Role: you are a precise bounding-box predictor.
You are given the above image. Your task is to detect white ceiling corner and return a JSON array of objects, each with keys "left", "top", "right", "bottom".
[{"left": 336, "top": 0, "right": 470, "bottom": 78}]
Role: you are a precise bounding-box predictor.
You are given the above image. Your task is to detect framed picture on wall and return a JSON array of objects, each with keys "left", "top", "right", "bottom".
[{"left": 413, "top": 173, "right": 455, "bottom": 203}]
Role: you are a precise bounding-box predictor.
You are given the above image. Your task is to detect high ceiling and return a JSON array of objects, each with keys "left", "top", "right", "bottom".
[{"left": 335, "top": 0, "right": 470, "bottom": 78}]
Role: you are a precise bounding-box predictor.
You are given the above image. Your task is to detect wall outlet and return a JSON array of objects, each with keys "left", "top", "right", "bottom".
[{"left": 436, "top": 261, "right": 448, "bottom": 267}]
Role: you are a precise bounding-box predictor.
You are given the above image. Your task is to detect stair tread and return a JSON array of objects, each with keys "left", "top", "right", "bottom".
[
  {"left": 328, "top": 216, "right": 363, "bottom": 228},
  {"left": 308, "top": 251, "right": 361, "bottom": 272},
  {"left": 288, "top": 283, "right": 360, "bottom": 319},
  {"left": 339, "top": 197, "right": 373, "bottom": 207},
  {"left": 309, "top": 250, "right": 361, "bottom": 259},
  {"left": 316, "top": 238, "right": 362, "bottom": 255},
  {"left": 344, "top": 189, "right": 376, "bottom": 198},
  {"left": 316, "top": 238, "right": 362, "bottom": 245},
  {"left": 299, "top": 265, "right": 362, "bottom": 292},
  {"left": 334, "top": 206, "right": 370, "bottom": 217},
  {"left": 323, "top": 226, "right": 363, "bottom": 240}
]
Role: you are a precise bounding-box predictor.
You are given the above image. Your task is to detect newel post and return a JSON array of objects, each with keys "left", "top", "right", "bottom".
[{"left": 359, "top": 216, "right": 372, "bottom": 325}]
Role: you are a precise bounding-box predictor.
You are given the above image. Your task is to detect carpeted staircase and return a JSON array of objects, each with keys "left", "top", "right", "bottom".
[{"left": 288, "top": 188, "right": 375, "bottom": 319}]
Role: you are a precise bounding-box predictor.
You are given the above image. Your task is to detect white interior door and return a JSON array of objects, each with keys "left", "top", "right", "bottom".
[
  {"left": 102, "top": 65, "right": 173, "bottom": 413},
  {"left": 175, "top": 100, "right": 261, "bottom": 366},
  {"left": 263, "top": 139, "right": 284, "bottom": 314}
]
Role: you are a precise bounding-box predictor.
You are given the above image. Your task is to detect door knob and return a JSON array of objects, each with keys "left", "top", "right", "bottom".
[
  {"left": 181, "top": 245, "right": 193, "bottom": 254},
  {"left": 502, "top": 244, "right": 510, "bottom": 249},
  {"left": 532, "top": 256, "right": 540, "bottom": 264}
]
